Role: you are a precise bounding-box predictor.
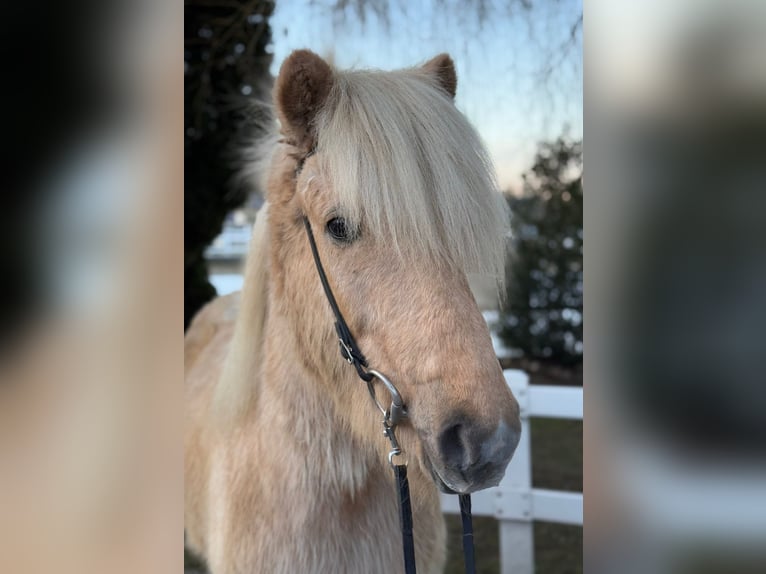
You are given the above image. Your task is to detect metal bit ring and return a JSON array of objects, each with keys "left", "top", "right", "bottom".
[{"left": 364, "top": 369, "right": 407, "bottom": 427}]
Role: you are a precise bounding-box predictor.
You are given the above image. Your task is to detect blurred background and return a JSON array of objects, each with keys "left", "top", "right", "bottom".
[
  {"left": 587, "top": 1, "right": 766, "bottom": 573},
  {"left": 185, "top": 1, "right": 582, "bottom": 573}
]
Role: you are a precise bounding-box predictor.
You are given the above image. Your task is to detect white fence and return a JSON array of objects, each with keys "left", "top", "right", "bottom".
[{"left": 440, "top": 370, "right": 583, "bottom": 574}]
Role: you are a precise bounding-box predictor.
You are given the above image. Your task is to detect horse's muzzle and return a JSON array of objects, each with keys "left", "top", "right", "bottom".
[{"left": 428, "top": 416, "right": 521, "bottom": 494}]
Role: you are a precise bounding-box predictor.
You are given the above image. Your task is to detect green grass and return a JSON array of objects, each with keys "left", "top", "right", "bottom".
[
  {"left": 444, "top": 518, "right": 582, "bottom": 574},
  {"left": 444, "top": 418, "right": 583, "bottom": 574},
  {"left": 530, "top": 418, "right": 583, "bottom": 493}
]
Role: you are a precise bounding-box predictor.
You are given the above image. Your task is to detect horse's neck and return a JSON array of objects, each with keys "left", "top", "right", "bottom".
[
  {"left": 248, "top": 303, "right": 446, "bottom": 572},
  {"left": 259, "top": 307, "right": 384, "bottom": 496}
]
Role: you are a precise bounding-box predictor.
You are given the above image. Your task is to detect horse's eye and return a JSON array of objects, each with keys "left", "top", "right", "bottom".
[{"left": 326, "top": 217, "right": 356, "bottom": 243}]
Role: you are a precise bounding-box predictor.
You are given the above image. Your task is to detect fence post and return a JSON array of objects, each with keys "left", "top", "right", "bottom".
[{"left": 499, "top": 370, "right": 534, "bottom": 574}]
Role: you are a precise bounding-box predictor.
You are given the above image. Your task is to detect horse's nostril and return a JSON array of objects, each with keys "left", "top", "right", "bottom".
[
  {"left": 438, "top": 419, "right": 478, "bottom": 472},
  {"left": 437, "top": 417, "right": 520, "bottom": 483}
]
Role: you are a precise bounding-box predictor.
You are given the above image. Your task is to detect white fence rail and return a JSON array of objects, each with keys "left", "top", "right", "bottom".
[{"left": 440, "top": 369, "right": 583, "bottom": 574}]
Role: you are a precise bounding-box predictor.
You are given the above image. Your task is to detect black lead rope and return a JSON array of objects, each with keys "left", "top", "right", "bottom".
[
  {"left": 459, "top": 494, "right": 476, "bottom": 574},
  {"left": 302, "top": 215, "right": 475, "bottom": 574},
  {"left": 394, "top": 464, "right": 417, "bottom": 574}
]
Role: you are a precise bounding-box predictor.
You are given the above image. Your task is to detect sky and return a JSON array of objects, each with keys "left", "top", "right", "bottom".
[{"left": 268, "top": 0, "right": 582, "bottom": 191}]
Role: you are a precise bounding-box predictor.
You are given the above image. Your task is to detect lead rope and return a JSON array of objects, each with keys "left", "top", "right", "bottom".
[
  {"left": 302, "top": 212, "right": 475, "bottom": 574},
  {"left": 459, "top": 494, "right": 476, "bottom": 574},
  {"left": 395, "top": 464, "right": 417, "bottom": 574}
]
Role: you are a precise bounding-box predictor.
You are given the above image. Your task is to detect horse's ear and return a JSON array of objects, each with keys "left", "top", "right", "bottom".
[
  {"left": 422, "top": 53, "right": 457, "bottom": 99},
  {"left": 274, "top": 50, "right": 334, "bottom": 150}
]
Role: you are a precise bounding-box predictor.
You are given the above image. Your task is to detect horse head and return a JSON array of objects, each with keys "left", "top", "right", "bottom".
[{"left": 266, "top": 50, "right": 521, "bottom": 494}]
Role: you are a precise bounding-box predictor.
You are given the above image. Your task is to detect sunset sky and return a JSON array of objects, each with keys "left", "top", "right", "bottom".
[{"left": 268, "top": 0, "right": 582, "bottom": 191}]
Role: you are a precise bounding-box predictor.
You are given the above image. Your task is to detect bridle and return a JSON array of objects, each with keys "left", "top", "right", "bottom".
[{"left": 296, "top": 150, "right": 477, "bottom": 574}]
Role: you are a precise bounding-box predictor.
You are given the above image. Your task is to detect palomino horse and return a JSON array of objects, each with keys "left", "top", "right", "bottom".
[{"left": 185, "top": 50, "right": 521, "bottom": 574}]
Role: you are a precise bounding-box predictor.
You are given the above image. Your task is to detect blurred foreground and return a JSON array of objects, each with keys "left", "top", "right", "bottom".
[{"left": 0, "top": 1, "right": 182, "bottom": 573}]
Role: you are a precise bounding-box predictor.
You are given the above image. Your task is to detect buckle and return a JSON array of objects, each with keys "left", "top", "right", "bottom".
[{"left": 338, "top": 338, "right": 354, "bottom": 364}]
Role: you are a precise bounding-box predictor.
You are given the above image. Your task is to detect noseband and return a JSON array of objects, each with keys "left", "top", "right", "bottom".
[{"left": 298, "top": 151, "right": 476, "bottom": 574}]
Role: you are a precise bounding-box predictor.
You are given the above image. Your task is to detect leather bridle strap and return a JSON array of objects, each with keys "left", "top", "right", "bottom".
[
  {"left": 301, "top": 210, "right": 475, "bottom": 574},
  {"left": 302, "top": 216, "right": 417, "bottom": 574},
  {"left": 302, "top": 217, "right": 373, "bottom": 382}
]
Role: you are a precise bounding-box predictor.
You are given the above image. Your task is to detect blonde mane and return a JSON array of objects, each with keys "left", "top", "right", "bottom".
[
  {"left": 212, "top": 203, "right": 269, "bottom": 425},
  {"left": 317, "top": 65, "right": 509, "bottom": 282}
]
